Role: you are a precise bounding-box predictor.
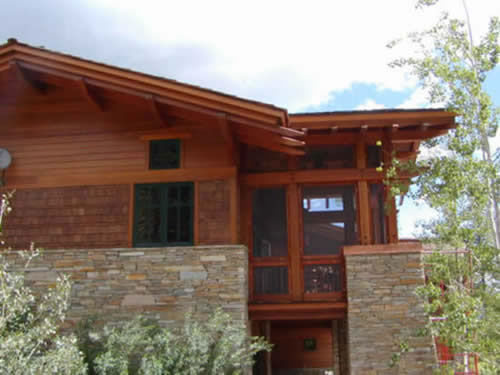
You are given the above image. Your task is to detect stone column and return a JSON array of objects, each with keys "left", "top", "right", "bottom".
[{"left": 344, "top": 243, "right": 436, "bottom": 375}]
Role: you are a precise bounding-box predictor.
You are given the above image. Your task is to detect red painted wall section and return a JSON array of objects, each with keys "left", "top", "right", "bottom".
[{"left": 3, "top": 185, "right": 130, "bottom": 249}]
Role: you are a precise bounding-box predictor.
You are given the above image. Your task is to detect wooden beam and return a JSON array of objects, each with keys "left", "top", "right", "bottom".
[
  {"left": 217, "top": 113, "right": 238, "bottom": 166},
  {"left": 391, "top": 127, "right": 450, "bottom": 142},
  {"left": 9, "top": 60, "right": 46, "bottom": 94},
  {"left": 240, "top": 168, "right": 419, "bottom": 187},
  {"left": 306, "top": 125, "right": 452, "bottom": 146},
  {"left": 238, "top": 135, "right": 305, "bottom": 156},
  {"left": 230, "top": 115, "right": 304, "bottom": 138},
  {"left": 77, "top": 77, "right": 105, "bottom": 111},
  {"left": 280, "top": 136, "right": 305, "bottom": 147},
  {"left": 249, "top": 302, "right": 347, "bottom": 312},
  {"left": 139, "top": 130, "right": 192, "bottom": 141},
  {"left": 6, "top": 167, "right": 237, "bottom": 190},
  {"left": 148, "top": 94, "right": 170, "bottom": 127}
]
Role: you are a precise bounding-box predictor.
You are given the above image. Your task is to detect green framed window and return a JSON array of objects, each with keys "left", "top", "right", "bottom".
[
  {"left": 133, "top": 182, "right": 194, "bottom": 247},
  {"left": 150, "top": 139, "right": 180, "bottom": 169}
]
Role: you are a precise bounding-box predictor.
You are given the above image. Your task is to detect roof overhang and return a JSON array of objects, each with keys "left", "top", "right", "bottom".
[
  {"left": 0, "top": 39, "right": 457, "bottom": 157},
  {"left": 0, "top": 39, "right": 305, "bottom": 155}
]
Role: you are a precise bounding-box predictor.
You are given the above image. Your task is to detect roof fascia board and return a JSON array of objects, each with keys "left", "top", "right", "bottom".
[{"left": 290, "top": 110, "right": 456, "bottom": 127}]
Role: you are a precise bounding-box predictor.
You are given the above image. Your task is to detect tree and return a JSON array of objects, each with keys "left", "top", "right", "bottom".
[
  {"left": 388, "top": 1, "right": 499, "bottom": 373},
  {"left": 0, "top": 192, "right": 87, "bottom": 375}
]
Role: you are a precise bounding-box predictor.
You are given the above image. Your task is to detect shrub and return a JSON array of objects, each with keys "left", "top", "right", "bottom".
[
  {"left": 92, "top": 309, "right": 271, "bottom": 375},
  {"left": 0, "top": 192, "right": 87, "bottom": 375}
]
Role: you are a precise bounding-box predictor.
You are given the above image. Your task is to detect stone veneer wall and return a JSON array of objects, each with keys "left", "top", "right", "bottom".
[
  {"left": 345, "top": 243, "right": 436, "bottom": 375},
  {"left": 6, "top": 245, "right": 247, "bottom": 327}
]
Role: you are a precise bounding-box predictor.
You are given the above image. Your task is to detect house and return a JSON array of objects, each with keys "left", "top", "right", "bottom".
[{"left": 0, "top": 39, "right": 456, "bottom": 375}]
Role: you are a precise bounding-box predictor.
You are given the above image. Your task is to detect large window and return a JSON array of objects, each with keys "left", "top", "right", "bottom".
[
  {"left": 252, "top": 187, "right": 289, "bottom": 297},
  {"left": 302, "top": 186, "right": 358, "bottom": 255},
  {"left": 252, "top": 188, "right": 288, "bottom": 257},
  {"left": 134, "top": 182, "right": 193, "bottom": 247}
]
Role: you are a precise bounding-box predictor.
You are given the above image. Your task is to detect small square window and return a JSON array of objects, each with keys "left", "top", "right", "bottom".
[
  {"left": 304, "top": 338, "right": 316, "bottom": 351},
  {"left": 150, "top": 139, "right": 180, "bottom": 169}
]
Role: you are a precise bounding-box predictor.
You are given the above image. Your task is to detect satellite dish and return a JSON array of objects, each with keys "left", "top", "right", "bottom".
[{"left": 0, "top": 148, "right": 12, "bottom": 169}]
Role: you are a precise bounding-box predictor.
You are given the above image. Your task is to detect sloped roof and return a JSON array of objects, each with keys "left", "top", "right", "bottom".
[{"left": 0, "top": 38, "right": 456, "bottom": 155}]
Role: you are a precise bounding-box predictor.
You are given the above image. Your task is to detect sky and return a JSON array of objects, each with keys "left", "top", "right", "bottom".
[{"left": 1, "top": 0, "right": 499, "bottom": 237}]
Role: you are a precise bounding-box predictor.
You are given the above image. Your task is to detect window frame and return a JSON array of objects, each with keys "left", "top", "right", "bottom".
[{"left": 133, "top": 182, "right": 194, "bottom": 247}]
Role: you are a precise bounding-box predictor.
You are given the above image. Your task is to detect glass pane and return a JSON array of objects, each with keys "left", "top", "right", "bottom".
[
  {"left": 299, "top": 146, "right": 354, "bottom": 169},
  {"left": 167, "top": 207, "right": 178, "bottom": 242},
  {"left": 304, "top": 264, "right": 342, "bottom": 293},
  {"left": 366, "top": 145, "right": 382, "bottom": 168},
  {"left": 150, "top": 140, "right": 180, "bottom": 170},
  {"left": 303, "top": 186, "right": 358, "bottom": 255},
  {"left": 370, "top": 184, "right": 386, "bottom": 244},
  {"left": 168, "top": 185, "right": 179, "bottom": 206},
  {"left": 254, "top": 267, "right": 288, "bottom": 295},
  {"left": 179, "top": 206, "right": 191, "bottom": 242},
  {"left": 303, "top": 196, "right": 343, "bottom": 212},
  {"left": 180, "top": 185, "right": 192, "bottom": 204},
  {"left": 253, "top": 188, "right": 288, "bottom": 257},
  {"left": 245, "top": 145, "right": 289, "bottom": 173},
  {"left": 136, "top": 207, "right": 161, "bottom": 243}
]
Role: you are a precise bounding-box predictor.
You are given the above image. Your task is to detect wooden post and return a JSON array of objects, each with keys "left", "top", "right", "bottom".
[
  {"left": 263, "top": 320, "right": 272, "bottom": 375},
  {"left": 383, "top": 129, "right": 398, "bottom": 243},
  {"left": 229, "top": 176, "right": 239, "bottom": 244},
  {"left": 287, "top": 183, "right": 302, "bottom": 301},
  {"left": 356, "top": 140, "right": 372, "bottom": 245}
]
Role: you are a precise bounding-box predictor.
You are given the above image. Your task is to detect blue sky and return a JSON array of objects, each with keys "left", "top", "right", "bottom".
[{"left": 0, "top": 0, "right": 498, "bottom": 237}]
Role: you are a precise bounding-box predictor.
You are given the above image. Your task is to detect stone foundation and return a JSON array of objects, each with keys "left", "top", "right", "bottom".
[
  {"left": 344, "top": 243, "right": 436, "bottom": 375},
  {"left": 6, "top": 245, "right": 247, "bottom": 327}
]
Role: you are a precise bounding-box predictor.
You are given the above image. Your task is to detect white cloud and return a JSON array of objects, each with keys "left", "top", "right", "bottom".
[
  {"left": 397, "top": 88, "right": 429, "bottom": 109},
  {"left": 1, "top": 0, "right": 498, "bottom": 111},
  {"left": 355, "top": 99, "right": 386, "bottom": 111}
]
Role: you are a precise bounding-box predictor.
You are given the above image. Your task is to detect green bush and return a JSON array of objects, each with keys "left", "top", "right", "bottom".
[
  {"left": 0, "top": 193, "right": 87, "bottom": 375},
  {"left": 90, "top": 309, "right": 271, "bottom": 375}
]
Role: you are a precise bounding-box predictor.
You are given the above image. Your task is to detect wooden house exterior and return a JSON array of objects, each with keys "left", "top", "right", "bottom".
[{"left": 0, "top": 39, "right": 455, "bottom": 375}]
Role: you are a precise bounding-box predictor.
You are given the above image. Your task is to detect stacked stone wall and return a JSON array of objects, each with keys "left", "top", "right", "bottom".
[
  {"left": 345, "top": 245, "right": 436, "bottom": 375},
  {"left": 6, "top": 245, "right": 247, "bottom": 328}
]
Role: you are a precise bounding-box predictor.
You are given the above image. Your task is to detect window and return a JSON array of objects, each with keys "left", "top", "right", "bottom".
[
  {"left": 299, "top": 145, "right": 354, "bottom": 169},
  {"left": 252, "top": 188, "right": 288, "bottom": 257},
  {"left": 149, "top": 139, "right": 180, "bottom": 169},
  {"left": 366, "top": 145, "right": 382, "bottom": 168},
  {"left": 302, "top": 186, "right": 358, "bottom": 255},
  {"left": 134, "top": 182, "right": 193, "bottom": 247}
]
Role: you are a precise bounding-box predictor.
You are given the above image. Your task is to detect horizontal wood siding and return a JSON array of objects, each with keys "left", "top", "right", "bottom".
[{"left": 0, "top": 83, "right": 233, "bottom": 189}]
